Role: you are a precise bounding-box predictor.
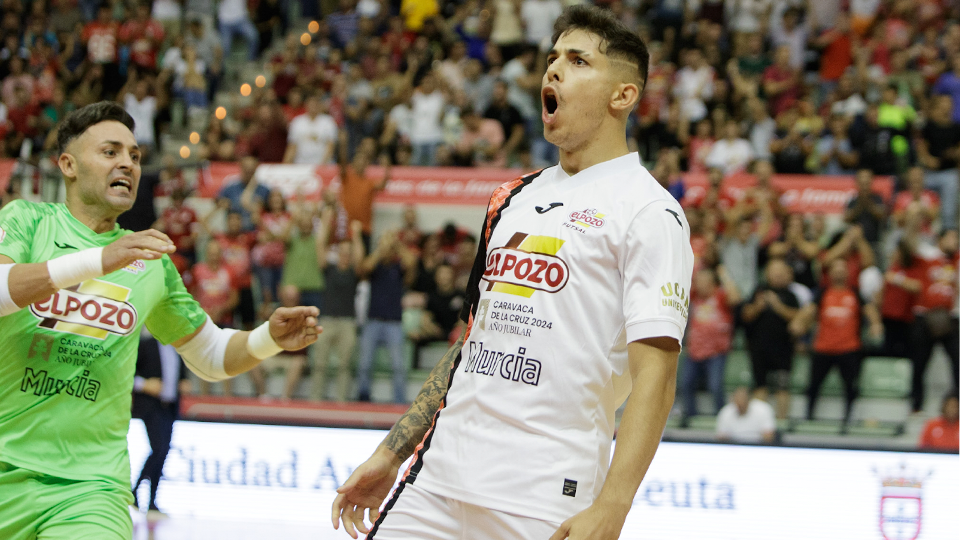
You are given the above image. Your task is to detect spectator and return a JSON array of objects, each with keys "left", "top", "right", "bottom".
[
  {"left": 119, "top": 75, "right": 160, "bottom": 161},
  {"left": 484, "top": 80, "right": 526, "bottom": 165},
  {"left": 4, "top": 85, "right": 41, "bottom": 157},
  {"left": 674, "top": 49, "right": 715, "bottom": 124},
  {"left": 252, "top": 191, "right": 292, "bottom": 307},
  {"left": 877, "top": 84, "right": 917, "bottom": 172},
  {"left": 820, "top": 225, "right": 876, "bottom": 293},
  {"left": 452, "top": 108, "right": 504, "bottom": 167},
  {"left": 844, "top": 169, "right": 886, "bottom": 245},
  {"left": 190, "top": 241, "right": 239, "bottom": 328},
  {"left": 281, "top": 209, "right": 325, "bottom": 314},
  {"left": 1, "top": 57, "right": 35, "bottom": 108},
  {"left": 741, "top": 258, "right": 800, "bottom": 419},
  {"left": 521, "top": 0, "right": 563, "bottom": 47},
  {"left": 763, "top": 45, "right": 801, "bottom": 118},
  {"left": 815, "top": 114, "right": 858, "bottom": 175},
  {"left": 247, "top": 103, "right": 290, "bottom": 163},
  {"left": 769, "top": 106, "right": 814, "bottom": 174},
  {"left": 932, "top": 52, "right": 960, "bottom": 123},
  {"left": 409, "top": 72, "right": 446, "bottom": 166},
  {"left": 705, "top": 118, "right": 754, "bottom": 175},
  {"left": 119, "top": 2, "right": 165, "bottom": 73},
  {"left": 721, "top": 212, "right": 773, "bottom": 300},
  {"left": 683, "top": 119, "right": 715, "bottom": 174},
  {"left": 910, "top": 229, "right": 959, "bottom": 414},
  {"left": 917, "top": 95, "right": 960, "bottom": 230},
  {"left": 218, "top": 0, "right": 259, "bottom": 61},
  {"left": 397, "top": 205, "right": 423, "bottom": 251},
  {"left": 311, "top": 219, "right": 364, "bottom": 401},
  {"left": 284, "top": 93, "right": 339, "bottom": 165},
  {"left": 747, "top": 97, "right": 776, "bottom": 161},
  {"left": 339, "top": 138, "right": 390, "bottom": 249},
  {"left": 792, "top": 259, "right": 884, "bottom": 425},
  {"left": 893, "top": 167, "right": 941, "bottom": 234},
  {"left": 767, "top": 213, "right": 819, "bottom": 291},
  {"left": 213, "top": 211, "right": 258, "bottom": 333},
  {"left": 329, "top": 0, "right": 362, "bottom": 46},
  {"left": 254, "top": 0, "right": 284, "bottom": 56},
  {"left": 461, "top": 59, "right": 495, "bottom": 114},
  {"left": 918, "top": 392, "right": 959, "bottom": 451},
  {"left": 682, "top": 266, "right": 742, "bottom": 420},
  {"left": 716, "top": 386, "right": 777, "bottom": 444},
  {"left": 829, "top": 73, "right": 868, "bottom": 119},
  {"left": 880, "top": 240, "right": 923, "bottom": 359},
  {"left": 217, "top": 155, "right": 270, "bottom": 231},
  {"left": 82, "top": 5, "right": 121, "bottom": 95},
  {"left": 852, "top": 104, "right": 898, "bottom": 176},
  {"left": 356, "top": 231, "right": 418, "bottom": 403},
  {"left": 154, "top": 189, "right": 199, "bottom": 266},
  {"left": 408, "top": 263, "right": 466, "bottom": 368},
  {"left": 500, "top": 46, "right": 541, "bottom": 123},
  {"left": 811, "top": 11, "right": 852, "bottom": 90},
  {"left": 769, "top": 6, "right": 809, "bottom": 70}
]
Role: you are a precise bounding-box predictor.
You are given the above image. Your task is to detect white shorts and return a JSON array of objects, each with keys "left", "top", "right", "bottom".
[{"left": 368, "top": 482, "right": 561, "bottom": 540}]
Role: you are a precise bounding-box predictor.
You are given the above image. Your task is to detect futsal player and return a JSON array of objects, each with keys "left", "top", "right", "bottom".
[
  {"left": 332, "top": 6, "right": 694, "bottom": 539},
  {"left": 0, "top": 101, "right": 321, "bottom": 539}
]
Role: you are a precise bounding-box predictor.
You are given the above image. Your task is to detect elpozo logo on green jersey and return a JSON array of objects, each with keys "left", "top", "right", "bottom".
[{"left": 29, "top": 279, "right": 139, "bottom": 339}]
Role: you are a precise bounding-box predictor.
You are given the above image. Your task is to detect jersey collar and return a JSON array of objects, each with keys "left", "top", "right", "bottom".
[
  {"left": 552, "top": 152, "right": 641, "bottom": 193},
  {"left": 58, "top": 204, "right": 124, "bottom": 244}
]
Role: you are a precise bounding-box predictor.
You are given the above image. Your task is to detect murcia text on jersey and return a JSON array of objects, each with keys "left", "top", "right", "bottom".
[{"left": 463, "top": 342, "right": 541, "bottom": 386}]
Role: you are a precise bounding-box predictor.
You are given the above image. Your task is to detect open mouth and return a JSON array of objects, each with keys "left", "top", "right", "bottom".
[
  {"left": 110, "top": 178, "right": 132, "bottom": 193},
  {"left": 543, "top": 88, "right": 558, "bottom": 115}
]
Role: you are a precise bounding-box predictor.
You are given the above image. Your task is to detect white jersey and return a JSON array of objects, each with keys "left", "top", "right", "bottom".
[{"left": 404, "top": 153, "right": 694, "bottom": 524}]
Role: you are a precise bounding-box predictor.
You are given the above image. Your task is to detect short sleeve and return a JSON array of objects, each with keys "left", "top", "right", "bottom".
[
  {"left": 620, "top": 199, "right": 695, "bottom": 344},
  {"left": 0, "top": 200, "right": 39, "bottom": 263},
  {"left": 145, "top": 255, "right": 208, "bottom": 345}
]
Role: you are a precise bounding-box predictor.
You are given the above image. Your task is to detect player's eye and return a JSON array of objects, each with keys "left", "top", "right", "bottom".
[
  {"left": 104, "top": 149, "right": 115, "bottom": 156},
  {"left": 574, "top": 57, "right": 587, "bottom": 66},
  {"left": 547, "top": 56, "right": 557, "bottom": 64}
]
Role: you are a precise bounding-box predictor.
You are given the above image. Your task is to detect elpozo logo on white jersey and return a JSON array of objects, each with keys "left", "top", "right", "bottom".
[
  {"left": 29, "top": 279, "right": 138, "bottom": 339},
  {"left": 482, "top": 240, "right": 569, "bottom": 295}
]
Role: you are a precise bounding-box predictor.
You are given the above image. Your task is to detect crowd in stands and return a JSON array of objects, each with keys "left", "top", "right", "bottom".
[{"left": 0, "top": 0, "right": 958, "bottom": 448}]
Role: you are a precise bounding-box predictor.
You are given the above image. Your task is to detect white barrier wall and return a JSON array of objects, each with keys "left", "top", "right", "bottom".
[{"left": 129, "top": 420, "right": 959, "bottom": 540}]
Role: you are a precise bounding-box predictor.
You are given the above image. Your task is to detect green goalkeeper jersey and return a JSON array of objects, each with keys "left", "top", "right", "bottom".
[{"left": 0, "top": 201, "right": 207, "bottom": 487}]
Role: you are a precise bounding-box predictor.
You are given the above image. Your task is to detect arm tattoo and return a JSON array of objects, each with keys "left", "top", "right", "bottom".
[{"left": 382, "top": 333, "right": 465, "bottom": 461}]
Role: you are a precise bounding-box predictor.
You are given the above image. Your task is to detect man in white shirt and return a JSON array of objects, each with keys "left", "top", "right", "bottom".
[
  {"left": 284, "top": 94, "right": 338, "bottom": 165},
  {"left": 674, "top": 48, "right": 714, "bottom": 123},
  {"left": 706, "top": 119, "right": 755, "bottom": 175},
  {"left": 716, "top": 386, "right": 777, "bottom": 443},
  {"left": 408, "top": 73, "right": 446, "bottom": 166},
  {"left": 522, "top": 0, "right": 564, "bottom": 46},
  {"left": 333, "top": 6, "right": 693, "bottom": 540},
  {"left": 121, "top": 78, "right": 158, "bottom": 160}
]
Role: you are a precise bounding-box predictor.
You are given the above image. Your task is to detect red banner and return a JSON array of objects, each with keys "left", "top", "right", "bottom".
[{"left": 1, "top": 159, "right": 894, "bottom": 214}]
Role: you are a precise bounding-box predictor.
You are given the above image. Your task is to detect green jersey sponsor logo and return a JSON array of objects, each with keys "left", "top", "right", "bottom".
[{"left": 29, "top": 279, "right": 138, "bottom": 339}]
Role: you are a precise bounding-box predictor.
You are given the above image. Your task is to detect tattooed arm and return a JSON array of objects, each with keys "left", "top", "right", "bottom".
[
  {"left": 331, "top": 331, "right": 465, "bottom": 539},
  {"left": 381, "top": 331, "right": 464, "bottom": 459}
]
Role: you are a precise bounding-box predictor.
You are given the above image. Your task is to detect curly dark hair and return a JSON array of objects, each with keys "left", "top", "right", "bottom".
[
  {"left": 551, "top": 5, "right": 650, "bottom": 92},
  {"left": 57, "top": 101, "right": 136, "bottom": 155}
]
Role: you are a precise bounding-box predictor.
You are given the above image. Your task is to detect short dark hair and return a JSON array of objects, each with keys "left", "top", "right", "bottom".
[
  {"left": 551, "top": 5, "right": 649, "bottom": 92},
  {"left": 57, "top": 101, "right": 135, "bottom": 155}
]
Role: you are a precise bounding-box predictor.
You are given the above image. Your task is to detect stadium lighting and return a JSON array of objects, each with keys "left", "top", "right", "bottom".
[
  {"left": 179, "top": 146, "right": 191, "bottom": 159},
  {"left": 308, "top": 21, "right": 319, "bottom": 33},
  {"left": 189, "top": 132, "right": 200, "bottom": 144},
  {"left": 215, "top": 107, "right": 227, "bottom": 120},
  {"left": 255, "top": 75, "right": 266, "bottom": 88},
  {"left": 301, "top": 33, "right": 311, "bottom": 46},
  {"left": 240, "top": 84, "right": 251, "bottom": 96}
]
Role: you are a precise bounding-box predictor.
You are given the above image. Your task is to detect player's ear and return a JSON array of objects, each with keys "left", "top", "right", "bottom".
[
  {"left": 58, "top": 153, "right": 78, "bottom": 181},
  {"left": 609, "top": 81, "right": 640, "bottom": 116}
]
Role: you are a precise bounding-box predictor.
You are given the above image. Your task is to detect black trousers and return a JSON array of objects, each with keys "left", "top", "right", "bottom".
[
  {"left": 910, "top": 314, "right": 960, "bottom": 412},
  {"left": 132, "top": 395, "right": 177, "bottom": 510},
  {"left": 807, "top": 351, "right": 862, "bottom": 422},
  {"left": 882, "top": 317, "right": 912, "bottom": 359}
]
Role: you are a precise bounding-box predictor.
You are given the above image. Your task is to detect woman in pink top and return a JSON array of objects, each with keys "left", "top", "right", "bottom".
[
  {"left": 252, "top": 190, "right": 292, "bottom": 306},
  {"left": 681, "top": 265, "right": 742, "bottom": 420}
]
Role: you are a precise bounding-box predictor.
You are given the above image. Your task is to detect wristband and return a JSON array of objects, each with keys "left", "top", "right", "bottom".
[
  {"left": 47, "top": 247, "right": 104, "bottom": 289},
  {"left": 0, "top": 264, "right": 19, "bottom": 316},
  {"left": 246, "top": 321, "right": 283, "bottom": 360}
]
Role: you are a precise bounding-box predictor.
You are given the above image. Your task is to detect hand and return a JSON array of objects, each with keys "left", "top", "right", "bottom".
[
  {"left": 765, "top": 291, "right": 782, "bottom": 307},
  {"left": 268, "top": 306, "right": 322, "bottom": 351},
  {"left": 179, "top": 379, "right": 193, "bottom": 396},
  {"left": 350, "top": 220, "right": 363, "bottom": 238},
  {"left": 549, "top": 502, "right": 629, "bottom": 540},
  {"left": 869, "top": 321, "right": 884, "bottom": 341},
  {"left": 331, "top": 447, "right": 402, "bottom": 539},
  {"left": 102, "top": 229, "right": 175, "bottom": 273},
  {"left": 141, "top": 377, "right": 163, "bottom": 397},
  {"left": 788, "top": 318, "right": 806, "bottom": 338}
]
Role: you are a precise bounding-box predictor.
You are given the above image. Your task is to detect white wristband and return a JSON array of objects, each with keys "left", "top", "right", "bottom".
[
  {"left": 47, "top": 247, "right": 105, "bottom": 289},
  {"left": 246, "top": 321, "right": 283, "bottom": 360},
  {"left": 0, "top": 264, "right": 20, "bottom": 316}
]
